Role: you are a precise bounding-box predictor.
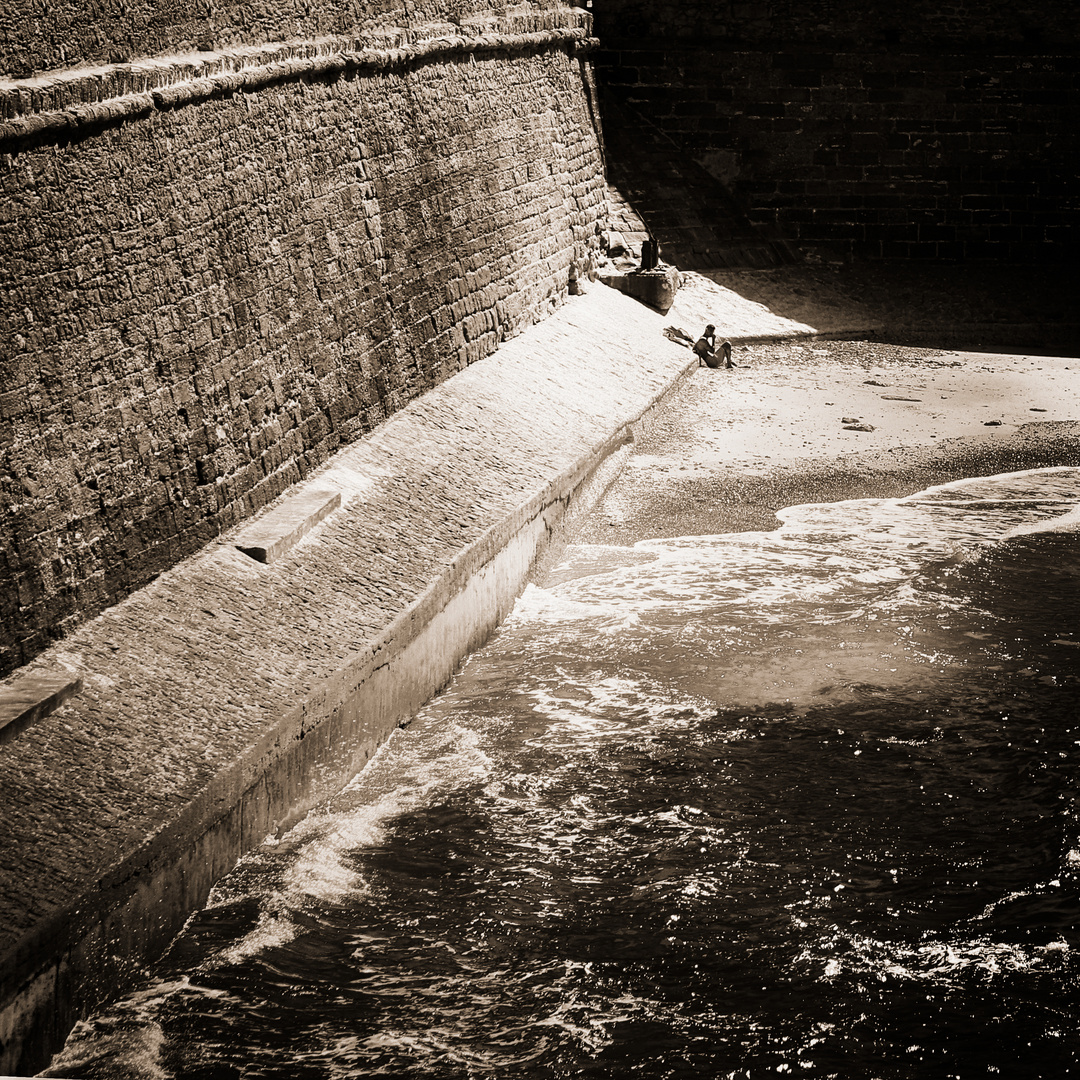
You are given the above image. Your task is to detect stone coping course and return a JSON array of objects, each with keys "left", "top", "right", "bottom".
[
  {"left": 0, "top": 674, "right": 82, "bottom": 747},
  {"left": 0, "top": 13, "right": 596, "bottom": 148},
  {"left": 233, "top": 489, "right": 342, "bottom": 564}
]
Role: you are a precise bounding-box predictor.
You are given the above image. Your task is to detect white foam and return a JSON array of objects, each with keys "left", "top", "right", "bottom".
[
  {"left": 1004, "top": 502, "right": 1080, "bottom": 538},
  {"left": 807, "top": 929, "right": 1073, "bottom": 985}
]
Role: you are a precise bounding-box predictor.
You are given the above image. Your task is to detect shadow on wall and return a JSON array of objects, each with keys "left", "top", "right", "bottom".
[
  {"left": 590, "top": 81, "right": 1080, "bottom": 357},
  {"left": 590, "top": 0, "right": 1080, "bottom": 266},
  {"left": 598, "top": 92, "right": 796, "bottom": 272}
]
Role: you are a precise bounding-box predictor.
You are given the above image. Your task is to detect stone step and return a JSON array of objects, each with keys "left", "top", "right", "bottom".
[
  {"left": 0, "top": 672, "right": 82, "bottom": 745},
  {"left": 232, "top": 489, "right": 342, "bottom": 564}
]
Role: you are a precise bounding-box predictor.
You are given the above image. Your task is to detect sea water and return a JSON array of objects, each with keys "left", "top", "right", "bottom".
[{"left": 47, "top": 468, "right": 1080, "bottom": 1080}]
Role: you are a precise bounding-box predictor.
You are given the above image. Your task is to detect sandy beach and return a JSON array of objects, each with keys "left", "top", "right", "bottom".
[{"left": 571, "top": 267, "right": 1080, "bottom": 544}]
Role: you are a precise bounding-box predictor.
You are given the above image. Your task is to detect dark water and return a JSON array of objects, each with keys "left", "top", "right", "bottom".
[{"left": 48, "top": 469, "right": 1080, "bottom": 1079}]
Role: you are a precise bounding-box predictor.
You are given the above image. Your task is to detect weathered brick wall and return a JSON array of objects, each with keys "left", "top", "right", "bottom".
[
  {"left": 0, "top": 12, "right": 606, "bottom": 676},
  {"left": 0, "top": 0, "right": 569, "bottom": 78},
  {"left": 593, "top": 0, "right": 1080, "bottom": 262}
]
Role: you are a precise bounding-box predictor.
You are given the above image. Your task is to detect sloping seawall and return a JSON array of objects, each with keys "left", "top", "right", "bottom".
[{"left": 0, "top": 283, "right": 705, "bottom": 1073}]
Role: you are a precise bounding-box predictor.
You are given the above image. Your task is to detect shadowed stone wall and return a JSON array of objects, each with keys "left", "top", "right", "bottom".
[
  {"left": 0, "top": 6, "right": 605, "bottom": 677},
  {"left": 593, "top": 0, "right": 1079, "bottom": 263}
]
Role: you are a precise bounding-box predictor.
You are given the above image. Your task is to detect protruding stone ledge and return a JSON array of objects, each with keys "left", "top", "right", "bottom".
[
  {"left": 0, "top": 672, "right": 82, "bottom": 746},
  {"left": 599, "top": 265, "right": 681, "bottom": 314},
  {"left": 233, "top": 489, "right": 342, "bottom": 564}
]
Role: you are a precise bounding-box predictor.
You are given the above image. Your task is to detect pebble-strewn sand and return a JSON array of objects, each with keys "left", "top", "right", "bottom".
[{"left": 649, "top": 337, "right": 1080, "bottom": 475}]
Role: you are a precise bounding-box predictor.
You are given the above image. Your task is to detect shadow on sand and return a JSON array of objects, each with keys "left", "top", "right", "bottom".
[{"left": 700, "top": 260, "right": 1080, "bottom": 356}]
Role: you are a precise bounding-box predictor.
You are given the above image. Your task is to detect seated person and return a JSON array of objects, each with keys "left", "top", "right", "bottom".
[{"left": 693, "top": 325, "right": 734, "bottom": 368}]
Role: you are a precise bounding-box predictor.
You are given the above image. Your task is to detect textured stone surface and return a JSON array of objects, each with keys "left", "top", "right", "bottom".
[
  {"left": 0, "top": 11, "right": 606, "bottom": 676},
  {"left": 0, "top": 670, "right": 81, "bottom": 745},
  {"left": 0, "top": 0, "right": 574, "bottom": 78},
  {"left": 233, "top": 488, "right": 340, "bottom": 563},
  {"left": 599, "top": 265, "right": 681, "bottom": 313}
]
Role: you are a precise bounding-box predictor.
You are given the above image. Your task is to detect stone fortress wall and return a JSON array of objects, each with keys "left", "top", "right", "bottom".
[
  {"left": 592, "top": 0, "right": 1080, "bottom": 263},
  {"left": 0, "top": 0, "right": 605, "bottom": 678},
  {"left": 5, "top": 0, "right": 1078, "bottom": 680}
]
